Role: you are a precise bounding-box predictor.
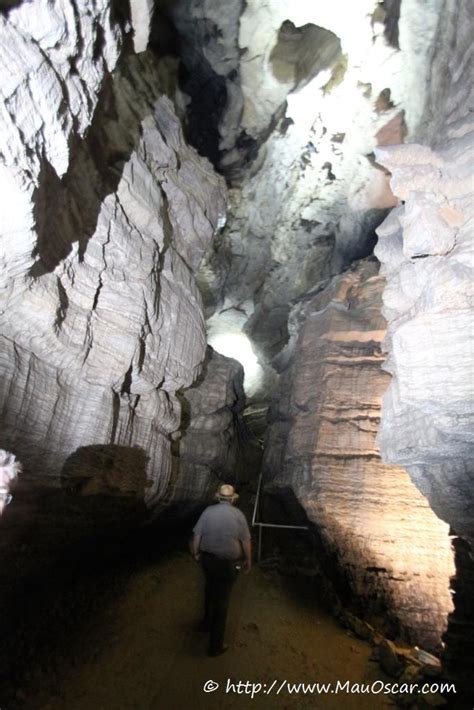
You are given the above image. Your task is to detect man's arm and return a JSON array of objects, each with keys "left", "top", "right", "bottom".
[
  {"left": 191, "top": 533, "right": 202, "bottom": 561},
  {"left": 241, "top": 538, "right": 252, "bottom": 573},
  {"left": 191, "top": 509, "right": 206, "bottom": 561}
]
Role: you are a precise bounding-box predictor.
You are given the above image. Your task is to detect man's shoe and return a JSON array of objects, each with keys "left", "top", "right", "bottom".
[{"left": 208, "top": 644, "right": 229, "bottom": 657}]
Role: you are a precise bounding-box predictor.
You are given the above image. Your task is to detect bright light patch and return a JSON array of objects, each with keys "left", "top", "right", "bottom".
[
  {"left": 207, "top": 302, "right": 264, "bottom": 397},
  {"left": 208, "top": 329, "right": 263, "bottom": 397}
]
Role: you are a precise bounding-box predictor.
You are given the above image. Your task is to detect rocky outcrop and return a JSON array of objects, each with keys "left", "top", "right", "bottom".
[
  {"left": 130, "top": 0, "right": 155, "bottom": 53},
  {"left": 184, "top": 0, "right": 449, "bottom": 398},
  {"left": 373, "top": 0, "right": 474, "bottom": 546},
  {"left": 374, "top": 139, "right": 473, "bottom": 547},
  {"left": 374, "top": 1, "right": 473, "bottom": 689},
  {"left": 263, "top": 259, "right": 454, "bottom": 651},
  {"left": 164, "top": 0, "right": 442, "bottom": 178},
  {"left": 0, "top": 0, "right": 122, "bottom": 184},
  {"left": 177, "top": 347, "right": 245, "bottom": 487},
  {"left": 152, "top": 346, "right": 257, "bottom": 518},
  {"left": 158, "top": 0, "right": 244, "bottom": 169},
  {"left": 0, "top": 4, "right": 227, "bottom": 512}
]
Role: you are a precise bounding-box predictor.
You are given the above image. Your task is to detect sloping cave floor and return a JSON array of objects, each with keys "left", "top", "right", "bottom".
[{"left": 0, "top": 522, "right": 398, "bottom": 710}]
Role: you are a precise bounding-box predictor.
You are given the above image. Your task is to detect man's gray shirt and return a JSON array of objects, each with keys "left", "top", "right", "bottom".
[{"left": 193, "top": 501, "right": 251, "bottom": 560}]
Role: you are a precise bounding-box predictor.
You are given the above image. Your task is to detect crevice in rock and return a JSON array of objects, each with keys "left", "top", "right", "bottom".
[
  {"left": 120, "top": 363, "right": 133, "bottom": 396},
  {"left": 53, "top": 278, "right": 69, "bottom": 334},
  {"left": 372, "top": 0, "right": 402, "bottom": 50},
  {"left": 29, "top": 64, "right": 143, "bottom": 277}
]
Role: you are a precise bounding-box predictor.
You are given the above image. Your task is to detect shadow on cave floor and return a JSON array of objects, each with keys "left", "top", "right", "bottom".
[{"left": 0, "top": 522, "right": 398, "bottom": 710}]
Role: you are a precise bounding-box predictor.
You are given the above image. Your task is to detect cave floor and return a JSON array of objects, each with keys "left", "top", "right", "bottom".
[{"left": 7, "top": 531, "right": 396, "bottom": 710}]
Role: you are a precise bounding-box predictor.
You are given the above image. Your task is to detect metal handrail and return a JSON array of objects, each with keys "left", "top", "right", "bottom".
[{"left": 251, "top": 470, "right": 309, "bottom": 562}]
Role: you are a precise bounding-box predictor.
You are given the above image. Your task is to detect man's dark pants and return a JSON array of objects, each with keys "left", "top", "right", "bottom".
[{"left": 201, "top": 552, "right": 238, "bottom": 654}]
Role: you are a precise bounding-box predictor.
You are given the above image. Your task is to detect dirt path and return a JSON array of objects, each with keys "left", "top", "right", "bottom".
[{"left": 25, "top": 545, "right": 395, "bottom": 710}]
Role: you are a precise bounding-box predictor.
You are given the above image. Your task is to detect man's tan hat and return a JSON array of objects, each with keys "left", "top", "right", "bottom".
[{"left": 215, "top": 483, "right": 239, "bottom": 502}]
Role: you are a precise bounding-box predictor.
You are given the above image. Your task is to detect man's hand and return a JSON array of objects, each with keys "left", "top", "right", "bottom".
[{"left": 242, "top": 538, "right": 252, "bottom": 574}]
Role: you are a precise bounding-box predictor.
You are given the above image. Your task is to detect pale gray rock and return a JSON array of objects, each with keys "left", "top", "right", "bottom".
[
  {"left": 263, "top": 260, "right": 454, "bottom": 650},
  {"left": 193, "top": 0, "right": 450, "bottom": 397},
  {"left": 178, "top": 347, "right": 245, "bottom": 482},
  {"left": 0, "top": 2, "right": 227, "bottom": 511},
  {"left": 130, "top": 0, "right": 155, "bottom": 53},
  {"left": 374, "top": 0, "right": 474, "bottom": 691},
  {"left": 152, "top": 346, "right": 252, "bottom": 517},
  {"left": 0, "top": 0, "right": 122, "bottom": 180},
  {"left": 374, "top": 128, "right": 474, "bottom": 546}
]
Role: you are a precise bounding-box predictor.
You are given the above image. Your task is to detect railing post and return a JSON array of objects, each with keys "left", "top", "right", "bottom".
[{"left": 251, "top": 471, "right": 309, "bottom": 564}]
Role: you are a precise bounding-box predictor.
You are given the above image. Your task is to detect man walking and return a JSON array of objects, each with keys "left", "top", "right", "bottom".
[{"left": 191, "top": 484, "right": 252, "bottom": 657}]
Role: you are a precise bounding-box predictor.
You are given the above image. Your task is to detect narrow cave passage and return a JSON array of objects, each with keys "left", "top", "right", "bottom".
[
  {"left": 3, "top": 524, "right": 398, "bottom": 710},
  {"left": 0, "top": 0, "right": 473, "bottom": 708}
]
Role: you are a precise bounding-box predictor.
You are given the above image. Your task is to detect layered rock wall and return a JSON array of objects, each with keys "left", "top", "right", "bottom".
[
  {"left": 374, "top": 0, "right": 474, "bottom": 550},
  {"left": 153, "top": 346, "right": 252, "bottom": 518},
  {"left": 0, "top": 3, "right": 227, "bottom": 510},
  {"left": 374, "top": 139, "right": 473, "bottom": 546},
  {"left": 374, "top": 0, "right": 473, "bottom": 686},
  {"left": 186, "top": 0, "right": 447, "bottom": 397},
  {"left": 264, "top": 260, "right": 454, "bottom": 650}
]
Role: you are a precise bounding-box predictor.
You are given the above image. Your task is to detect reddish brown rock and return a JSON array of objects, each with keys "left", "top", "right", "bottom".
[{"left": 264, "top": 259, "right": 454, "bottom": 651}]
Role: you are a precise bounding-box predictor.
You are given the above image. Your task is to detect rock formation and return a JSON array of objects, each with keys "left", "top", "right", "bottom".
[
  {"left": 0, "top": 4, "right": 227, "bottom": 514},
  {"left": 373, "top": 0, "right": 474, "bottom": 548},
  {"left": 374, "top": 0, "right": 473, "bottom": 686},
  {"left": 264, "top": 259, "right": 454, "bottom": 651},
  {"left": 375, "top": 140, "right": 473, "bottom": 548},
  {"left": 0, "top": 0, "right": 472, "bottom": 694},
  {"left": 153, "top": 345, "right": 254, "bottom": 519},
  {"left": 168, "top": 0, "right": 446, "bottom": 398}
]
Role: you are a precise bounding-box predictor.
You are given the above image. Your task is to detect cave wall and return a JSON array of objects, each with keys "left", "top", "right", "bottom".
[
  {"left": 186, "top": 0, "right": 472, "bottom": 662},
  {"left": 263, "top": 259, "right": 455, "bottom": 651},
  {"left": 374, "top": 0, "right": 474, "bottom": 557},
  {"left": 189, "top": 0, "right": 446, "bottom": 393},
  {"left": 375, "top": 139, "right": 473, "bottom": 548},
  {"left": 153, "top": 345, "right": 251, "bottom": 519},
  {"left": 0, "top": 2, "right": 228, "bottom": 514},
  {"left": 374, "top": 0, "right": 474, "bottom": 687},
  {"left": 156, "top": 0, "right": 244, "bottom": 168}
]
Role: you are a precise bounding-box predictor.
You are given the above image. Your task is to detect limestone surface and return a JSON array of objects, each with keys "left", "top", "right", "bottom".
[
  {"left": 374, "top": 126, "right": 474, "bottom": 547},
  {"left": 263, "top": 260, "right": 455, "bottom": 650},
  {"left": 190, "top": 0, "right": 446, "bottom": 395},
  {"left": 0, "top": 3, "right": 227, "bottom": 509},
  {"left": 152, "top": 346, "right": 250, "bottom": 518},
  {"left": 373, "top": 0, "right": 474, "bottom": 551}
]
